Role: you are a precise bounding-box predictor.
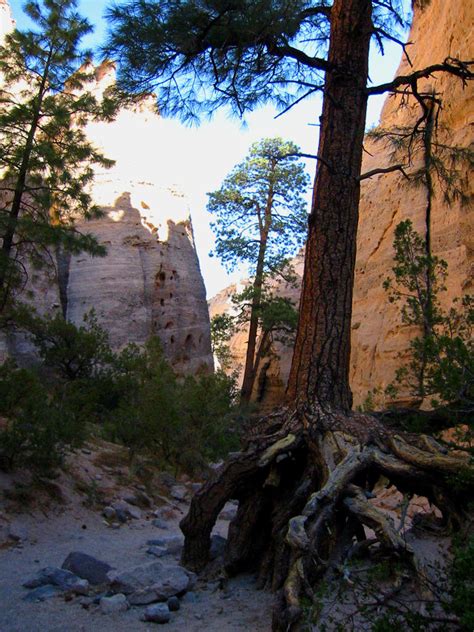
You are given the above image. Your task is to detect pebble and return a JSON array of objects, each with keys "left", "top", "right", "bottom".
[
  {"left": 142, "top": 603, "right": 171, "bottom": 623},
  {"left": 100, "top": 593, "right": 129, "bottom": 614},
  {"left": 167, "top": 595, "right": 180, "bottom": 611},
  {"left": 103, "top": 506, "right": 116, "bottom": 520}
]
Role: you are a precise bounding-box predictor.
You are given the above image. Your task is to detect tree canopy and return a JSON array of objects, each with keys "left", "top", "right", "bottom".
[
  {"left": 105, "top": 0, "right": 415, "bottom": 121},
  {"left": 209, "top": 138, "right": 309, "bottom": 275}
]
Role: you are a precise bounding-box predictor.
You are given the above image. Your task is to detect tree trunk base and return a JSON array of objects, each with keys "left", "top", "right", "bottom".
[{"left": 180, "top": 405, "right": 471, "bottom": 630}]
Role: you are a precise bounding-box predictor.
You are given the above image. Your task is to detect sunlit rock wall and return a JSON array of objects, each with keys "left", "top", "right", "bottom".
[{"left": 0, "top": 2, "right": 212, "bottom": 373}]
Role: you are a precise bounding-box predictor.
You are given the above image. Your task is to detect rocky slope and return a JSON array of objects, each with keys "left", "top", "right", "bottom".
[
  {"left": 0, "top": 2, "right": 213, "bottom": 374},
  {"left": 211, "top": 0, "right": 473, "bottom": 407}
]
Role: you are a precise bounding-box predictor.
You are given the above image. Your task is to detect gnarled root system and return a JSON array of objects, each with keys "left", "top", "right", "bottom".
[{"left": 180, "top": 405, "right": 471, "bottom": 630}]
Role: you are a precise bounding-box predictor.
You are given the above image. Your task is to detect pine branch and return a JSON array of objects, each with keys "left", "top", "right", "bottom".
[
  {"left": 359, "top": 164, "right": 409, "bottom": 181},
  {"left": 367, "top": 57, "right": 474, "bottom": 95}
]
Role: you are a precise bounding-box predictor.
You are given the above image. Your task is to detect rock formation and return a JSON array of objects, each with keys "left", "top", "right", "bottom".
[
  {"left": 0, "top": 4, "right": 213, "bottom": 373},
  {"left": 211, "top": 0, "right": 473, "bottom": 407}
]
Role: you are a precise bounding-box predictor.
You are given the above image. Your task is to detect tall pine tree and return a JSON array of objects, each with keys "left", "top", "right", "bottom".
[
  {"left": 208, "top": 138, "right": 309, "bottom": 403},
  {"left": 106, "top": 1, "right": 473, "bottom": 629},
  {"left": 0, "top": 0, "right": 115, "bottom": 311}
]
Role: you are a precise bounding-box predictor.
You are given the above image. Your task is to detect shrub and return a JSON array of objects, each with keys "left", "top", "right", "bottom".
[
  {"left": 0, "top": 361, "right": 83, "bottom": 473},
  {"left": 104, "top": 338, "right": 240, "bottom": 474},
  {"left": 384, "top": 220, "right": 473, "bottom": 413},
  {"left": 449, "top": 535, "right": 474, "bottom": 630}
]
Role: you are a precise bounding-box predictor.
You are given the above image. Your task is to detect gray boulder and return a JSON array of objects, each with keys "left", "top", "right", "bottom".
[
  {"left": 111, "top": 500, "right": 142, "bottom": 521},
  {"left": 23, "top": 567, "right": 89, "bottom": 594},
  {"left": 170, "top": 486, "right": 187, "bottom": 502},
  {"left": 146, "top": 535, "right": 184, "bottom": 555},
  {"left": 124, "top": 492, "right": 152, "bottom": 508},
  {"left": 22, "top": 585, "right": 63, "bottom": 602},
  {"left": 142, "top": 603, "right": 171, "bottom": 624},
  {"left": 62, "top": 552, "right": 113, "bottom": 585},
  {"left": 109, "top": 561, "right": 190, "bottom": 604},
  {"left": 100, "top": 593, "right": 129, "bottom": 614}
]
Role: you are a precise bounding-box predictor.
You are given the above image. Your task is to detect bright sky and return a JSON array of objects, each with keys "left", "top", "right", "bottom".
[{"left": 8, "top": 0, "right": 410, "bottom": 298}]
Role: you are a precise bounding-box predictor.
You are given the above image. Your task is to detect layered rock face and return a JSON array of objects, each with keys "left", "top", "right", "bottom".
[
  {"left": 0, "top": 5, "right": 213, "bottom": 374},
  {"left": 351, "top": 0, "right": 473, "bottom": 405},
  {"left": 211, "top": 0, "right": 473, "bottom": 407}
]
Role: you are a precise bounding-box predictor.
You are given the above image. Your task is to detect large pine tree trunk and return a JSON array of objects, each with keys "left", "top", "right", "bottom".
[
  {"left": 287, "top": 0, "right": 371, "bottom": 411},
  {"left": 180, "top": 2, "right": 472, "bottom": 629}
]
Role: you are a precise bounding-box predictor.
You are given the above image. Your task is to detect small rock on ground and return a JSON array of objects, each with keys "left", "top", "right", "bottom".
[
  {"left": 100, "top": 593, "right": 129, "bottom": 614},
  {"left": 142, "top": 603, "right": 171, "bottom": 623}
]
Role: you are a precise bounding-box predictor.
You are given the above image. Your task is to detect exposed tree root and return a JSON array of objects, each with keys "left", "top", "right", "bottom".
[{"left": 180, "top": 405, "right": 472, "bottom": 630}]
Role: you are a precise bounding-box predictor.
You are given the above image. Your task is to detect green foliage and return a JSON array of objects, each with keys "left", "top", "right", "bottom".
[
  {"left": 210, "top": 313, "right": 236, "bottom": 370},
  {"left": 105, "top": 337, "right": 239, "bottom": 473},
  {"left": 13, "top": 306, "right": 112, "bottom": 381},
  {"left": 104, "top": 337, "right": 181, "bottom": 465},
  {"left": 176, "top": 371, "right": 239, "bottom": 472},
  {"left": 208, "top": 137, "right": 306, "bottom": 399},
  {"left": 450, "top": 535, "right": 474, "bottom": 630},
  {"left": 0, "top": 361, "right": 83, "bottom": 473},
  {"left": 0, "top": 0, "right": 116, "bottom": 309},
  {"left": 104, "top": 0, "right": 409, "bottom": 122},
  {"left": 1, "top": 308, "right": 240, "bottom": 476},
  {"left": 208, "top": 138, "right": 309, "bottom": 275},
  {"left": 368, "top": 118, "right": 474, "bottom": 206},
  {"left": 383, "top": 219, "right": 447, "bottom": 329},
  {"left": 234, "top": 287, "right": 298, "bottom": 337},
  {"left": 385, "top": 220, "right": 473, "bottom": 411}
]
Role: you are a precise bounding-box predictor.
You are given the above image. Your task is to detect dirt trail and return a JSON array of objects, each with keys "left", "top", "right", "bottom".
[{"left": 0, "top": 447, "right": 273, "bottom": 632}]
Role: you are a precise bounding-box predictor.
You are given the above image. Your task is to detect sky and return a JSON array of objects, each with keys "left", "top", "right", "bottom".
[{"left": 8, "top": 0, "right": 411, "bottom": 299}]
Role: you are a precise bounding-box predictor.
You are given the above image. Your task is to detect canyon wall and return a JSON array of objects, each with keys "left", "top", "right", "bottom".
[
  {"left": 211, "top": 0, "right": 473, "bottom": 407},
  {"left": 0, "top": 3, "right": 213, "bottom": 373}
]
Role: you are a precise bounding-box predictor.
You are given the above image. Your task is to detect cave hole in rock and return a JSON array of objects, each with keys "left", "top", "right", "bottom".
[
  {"left": 155, "top": 270, "right": 167, "bottom": 288},
  {"left": 185, "top": 334, "right": 194, "bottom": 351},
  {"left": 165, "top": 321, "right": 173, "bottom": 330},
  {"left": 170, "top": 336, "right": 175, "bottom": 344}
]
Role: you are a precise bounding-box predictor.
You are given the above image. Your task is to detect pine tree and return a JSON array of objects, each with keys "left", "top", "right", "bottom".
[
  {"left": 208, "top": 138, "right": 309, "bottom": 403},
  {"left": 106, "top": 2, "right": 474, "bottom": 629},
  {"left": 0, "top": 0, "right": 115, "bottom": 311}
]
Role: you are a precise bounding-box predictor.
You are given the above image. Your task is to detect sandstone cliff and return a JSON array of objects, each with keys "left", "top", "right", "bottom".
[
  {"left": 211, "top": 0, "right": 473, "bottom": 407},
  {"left": 0, "top": 4, "right": 213, "bottom": 373}
]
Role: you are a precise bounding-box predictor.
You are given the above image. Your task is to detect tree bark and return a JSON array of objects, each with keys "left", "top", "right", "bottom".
[
  {"left": 240, "top": 179, "right": 274, "bottom": 404},
  {"left": 287, "top": 0, "right": 372, "bottom": 412}
]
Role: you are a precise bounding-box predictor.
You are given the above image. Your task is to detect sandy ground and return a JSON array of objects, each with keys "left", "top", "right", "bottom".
[
  {"left": 0, "top": 447, "right": 273, "bottom": 632},
  {"left": 0, "top": 443, "right": 453, "bottom": 632}
]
